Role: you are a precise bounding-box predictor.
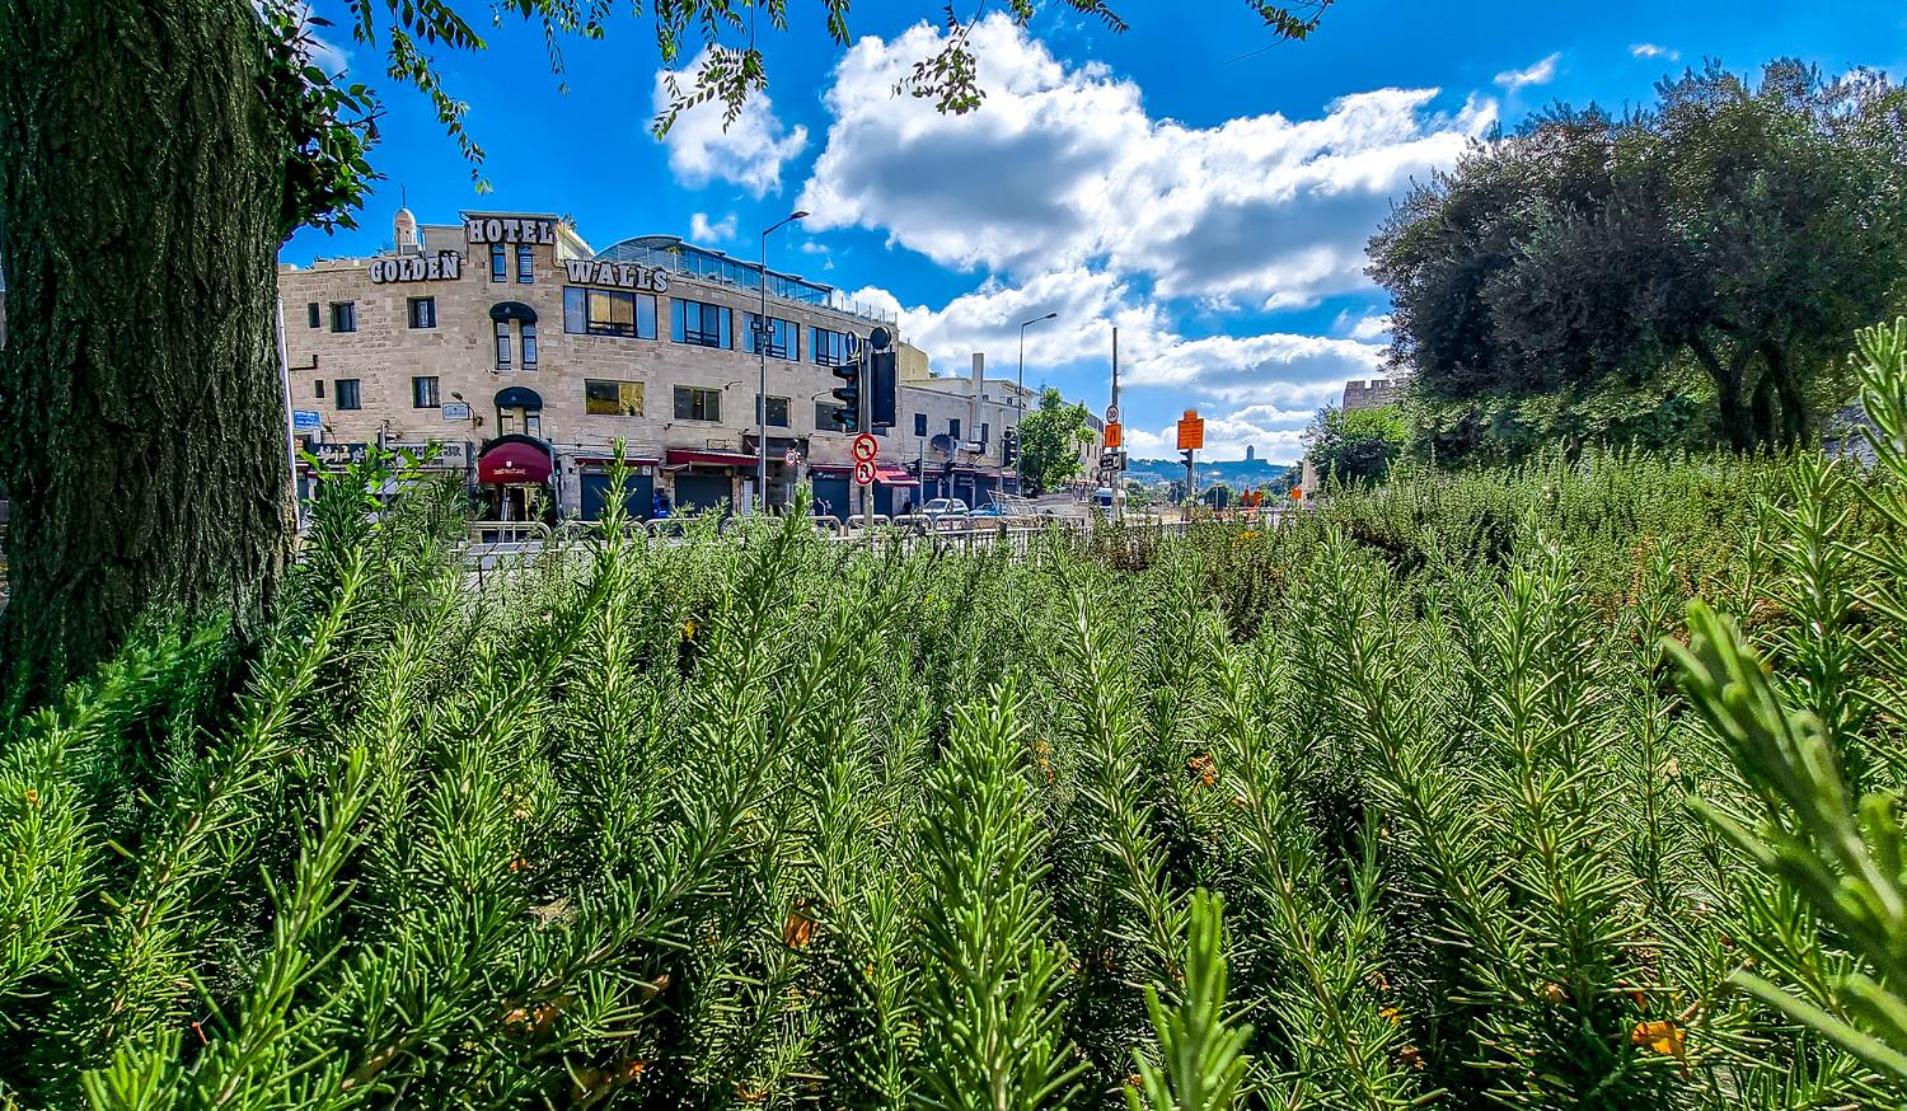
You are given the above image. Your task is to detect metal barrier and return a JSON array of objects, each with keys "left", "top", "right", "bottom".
[{"left": 468, "top": 520, "right": 552, "bottom": 545}]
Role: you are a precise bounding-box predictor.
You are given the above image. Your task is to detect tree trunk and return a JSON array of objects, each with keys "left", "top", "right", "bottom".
[
  {"left": 1750, "top": 372, "right": 1779, "bottom": 450},
  {"left": 1690, "top": 334, "right": 1756, "bottom": 452},
  {"left": 0, "top": 0, "right": 294, "bottom": 704},
  {"left": 1760, "top": 339, "right": 1808, "bottom": 447}
]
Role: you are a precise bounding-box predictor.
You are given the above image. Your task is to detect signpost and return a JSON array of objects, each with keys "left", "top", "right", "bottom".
[
  {"left": 851, "top": 433, "right": 878, "bottom": 464},
  {"left": 853, "top": 459, "right": 876, "bottom": 487},
  {"left": 291, "top": 409, "right": 321, "bottom": 433},
  {"left": 442, "top": 402, "right": 472, "bottom": 421},
  {"left": 1177, "top": 409, "right": 1203, "bottom": 506},
  {"left": 783, "top": 448, "right": 801, "bottom": 467}
]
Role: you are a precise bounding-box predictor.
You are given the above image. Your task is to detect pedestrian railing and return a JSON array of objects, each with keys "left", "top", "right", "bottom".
[{"left": 457, "top": 513, "right": 1213, "bottom": 569}]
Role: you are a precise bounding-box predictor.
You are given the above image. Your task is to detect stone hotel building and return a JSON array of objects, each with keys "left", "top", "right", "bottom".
[{"left": 278, "top": 207, "right": 1038, "bottom": 520}]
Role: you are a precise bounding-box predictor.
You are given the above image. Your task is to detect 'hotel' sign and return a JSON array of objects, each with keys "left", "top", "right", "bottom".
[{"left": 465, "top": 216, "right": 558, "bottom": 245}]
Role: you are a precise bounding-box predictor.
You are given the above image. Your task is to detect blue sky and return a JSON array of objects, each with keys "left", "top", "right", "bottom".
[{"left": 285, "top": 0, "right": 1907, "bottom": 462}]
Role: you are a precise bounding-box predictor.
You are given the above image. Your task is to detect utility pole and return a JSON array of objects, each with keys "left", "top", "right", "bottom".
[
  {"left": 860, "top": 339, "right": 872, "bottom": 523},
  {"left": 757, "top": 210, "right": 807, "bottom": 514},
  {"left": 1110, "top": 325, "right": 1122, "bottom": 521}
]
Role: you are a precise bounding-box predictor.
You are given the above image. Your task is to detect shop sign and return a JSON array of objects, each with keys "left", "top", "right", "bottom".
[
  {"left": 465, "top": 216, "right": 557, "bottom": 245},
  {"left": 562, "top": 258, "right": 670, "bottom": 293},
  {"left": 387, "top": 441, "right": 470, "bottom": 467},
  {"left": 369, "top": 252, "right": 462, "bottom": 284},
  {"left": 302, "top": 440, "right": 368, "bottom": 467},
  {"left": 442, "top": 402, "right": 472, "bottom": 421},
  {"left": 291, "top": 409, "right": 322, "bottom": 432}
]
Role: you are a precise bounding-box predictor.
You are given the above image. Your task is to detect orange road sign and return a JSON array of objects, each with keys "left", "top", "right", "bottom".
[
  {"left": 1105, "top": 422, "right": 1122, "bottom": 448},
  {"left": 1176, "top": 410, "right": 1204, "bottom": 451}
]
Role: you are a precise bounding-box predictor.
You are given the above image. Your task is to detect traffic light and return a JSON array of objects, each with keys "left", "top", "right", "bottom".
[
  {"left": 830, "top": 362, "right": 860, "bottom": 433},
  {"left": 869, "top": 351, "right": 898, "bottom": 428},
  {"left": 1180, "top": 448, "right": 1194, "bottom": 467},
  {"left": 1001, "top": 429, "right": 1019, "bottom": 466}
]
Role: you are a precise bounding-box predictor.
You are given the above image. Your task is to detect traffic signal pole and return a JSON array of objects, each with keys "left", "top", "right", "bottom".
[{"left": 860, "top": 344, "right": 872, "bottom": 524}]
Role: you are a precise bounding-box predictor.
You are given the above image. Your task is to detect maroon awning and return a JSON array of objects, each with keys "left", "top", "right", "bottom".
[
  {"left": 666, "top": 448, "right": 759, "bottom": 468},
  {"left": 874, "top": 464, "right": 918, "bottom": 487},
  {"left": 478, "top": 441, "right": 553, "bottom": 485}
]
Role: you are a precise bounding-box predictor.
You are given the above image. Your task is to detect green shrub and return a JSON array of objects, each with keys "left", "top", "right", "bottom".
[{"left": 6, "top": 323, "right": 1907, "bottom": 1108}]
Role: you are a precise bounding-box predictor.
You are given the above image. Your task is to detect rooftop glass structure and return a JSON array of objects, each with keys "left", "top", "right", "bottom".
[{"left": 593, "top": 235, "right": 895, "bottom": 325}]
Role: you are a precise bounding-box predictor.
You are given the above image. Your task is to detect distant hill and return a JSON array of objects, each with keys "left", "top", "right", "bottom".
[{"left": 1125, "top": 457, "right": 1298, "bottom": 490}]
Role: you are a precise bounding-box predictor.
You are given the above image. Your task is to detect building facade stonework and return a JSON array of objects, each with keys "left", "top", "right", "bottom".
[{"left": 279, "top": 208, "right": 1032, "bottom": 519}]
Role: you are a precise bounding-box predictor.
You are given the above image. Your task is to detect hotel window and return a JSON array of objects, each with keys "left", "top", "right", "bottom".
[
  {"left": 811, "top": 326, "right": 852, "bottom": 367},
  {"left": 980, "top": 422, "right": 990, "bottom": 445},
  {"left": 495, "top": 320, "right": 512, "bottom": 369},
  {"left": 411, "top": 376, "right": 440, "bottom": 408},
  {"left": 670, "top": 298, "right": 732, "bottom": 349},
  {"left": 516, "top": 244, "right": 535, "bottom": 283},
  {"left": 673, "top": 385, "right": 722, "bottom": 422},
  {"left": 521, "top": 322, "right": 538, "bottom": 368},
  {"left": 743, "top": 313, "right": 797, "bottom": 359},
  {"left": 329, "top": 301, "right": 356, "bottom": 333},
  {"left": 562, "top": 287, "right": 657, "bottom": 339},
  {"left": 913, "top": 413, "right": 927, "bottom": 436},
  {"left": 585, "top": 379, "right": 645, "bottom": 416},
  {"left": 949, "top": 418, "right": 962, "bottom": 441},
  {"left": 756, "top": 394, "right": 790, "bottom": 428},
  {"left": 407, "top": 296, "right": 436, "bottom": 329},
  {"left": 489, "top": 243, "right": 507, "bottom": 283},
  {"left": 315, "top": 380, "right": 325, "bottom": 399},
  {"left": 335, "top": 379, "right": 361, "bottom": 410},
  {"left": 306, "top": 302, "right": 320, "bottom": 328}
]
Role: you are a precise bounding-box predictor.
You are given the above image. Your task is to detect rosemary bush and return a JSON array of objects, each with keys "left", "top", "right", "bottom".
[{"left": 6, "top": 322, "right": 1907, "bottom": 1109}]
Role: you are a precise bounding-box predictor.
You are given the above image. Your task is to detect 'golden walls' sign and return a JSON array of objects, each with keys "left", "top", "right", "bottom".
[
  {"left": 563, "top": 258, "right": 671, "bottom": 294},
  {"left": 465, "top": 216, "right": 558, "bottom": 245},
  {"left": 369, "top": 252, "right": 462, "bottom": 284}
]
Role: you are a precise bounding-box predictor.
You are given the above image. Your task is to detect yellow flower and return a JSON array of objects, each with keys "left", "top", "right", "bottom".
[
  {"left": 1631, "top": 1019, "right": 1685, "bottom": 1060},
  {"left": 1380, "top": 1006, "right": 1402, "bottom": 1025}
]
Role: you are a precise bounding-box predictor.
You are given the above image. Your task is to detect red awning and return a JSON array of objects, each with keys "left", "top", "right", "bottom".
[
  {"left": 666, "top": 448, "right": 760, "bottom": 468},
  {"left": 874, "top": 464, "right": 919, "bottom": 487},
  {"left": 478, "top": 441, "right": 553, "bottom": 485}
]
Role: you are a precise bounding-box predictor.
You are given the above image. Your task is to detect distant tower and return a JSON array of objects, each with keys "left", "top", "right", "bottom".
[
  {"left": 1245, "top": 444, "right": 1256, "bottom": 462},
  {"left": 393, "top": 205, "right": 419, "bottom": 253}
]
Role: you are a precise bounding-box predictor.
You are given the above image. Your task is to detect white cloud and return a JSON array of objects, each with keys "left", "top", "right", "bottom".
[
  {"left": 287, "top": 4, "right": 349, "bottom": 75},
  {"left": 1335, "top": 310, "right": 1393, "bottom": 341},
  {"left": 798, "top": 14, "right": 1493, "bottom": 311},
  {"left": 689, "top": 211, "right": 737, "bottom": 242},
  {"left": 862, "top": 266, "right": 1381, "bottom": 463},
  {"left": 1494, "top": 52, "right": 1561, "bottom": 91},
  {"left": 1630, "top": 43, "right": 1680, "bottom": 61},
  {"left": 655, "top": 48, "right": 809, "bottom": 197}
]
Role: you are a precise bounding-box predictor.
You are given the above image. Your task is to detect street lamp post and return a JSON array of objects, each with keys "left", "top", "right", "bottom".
[
  {"left": 1016, "top": 312, "right": 1057, "bottom": 492},
  {"left": 758, "top": 210, "right": 808, "bottom": 512}
]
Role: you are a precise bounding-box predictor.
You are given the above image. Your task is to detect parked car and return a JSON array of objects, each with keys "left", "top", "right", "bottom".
[
  {"left": 922, "top": 498, "right": 970, "bottom": 518},
  {"left": 970, "top": 500, "right": 1009, "bottom": 517},
  {"left": 1094, "top": 487, "right": 1115, "bottom": 509}
]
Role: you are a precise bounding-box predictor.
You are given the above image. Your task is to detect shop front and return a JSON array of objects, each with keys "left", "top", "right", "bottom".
[
  {"left": 809, "top": 467, "right": 850, "bottom": 519},
  {"left": 571, "top": 451, "right": 660, "bottom": 521},
  {"left": 663, "top": 449, "right": 755, "bottom": 514},
  {"left": 742, "top": 435, "right": 810, "bottom": 511},
  {"left": 873, "top": 464, "right": 919, "bottom": 517},
  {"left": 477, "top": 434, "right": 555, "bottom": 521}
]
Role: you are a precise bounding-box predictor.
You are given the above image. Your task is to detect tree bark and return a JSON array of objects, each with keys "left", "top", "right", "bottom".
[
  {"left": 0, "top": 0, "right": 294, "bottom": 703},
  {"left": 1689, "top": 334, "right": 1756, "bottom": 452},
  {"left": 1760, "top": 339, "right": 1808, "bottom": 447}
]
